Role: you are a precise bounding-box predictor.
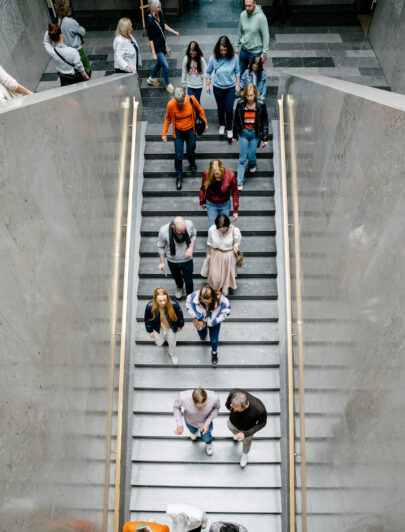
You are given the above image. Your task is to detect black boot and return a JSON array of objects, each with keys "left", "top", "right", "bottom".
[{"left": 176, "top": 175, "right": 182, "bottom": 190}]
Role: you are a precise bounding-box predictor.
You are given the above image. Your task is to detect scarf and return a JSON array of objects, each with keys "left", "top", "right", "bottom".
[{"left": 169, "top": 223, "right": 191, "bottom": 256}]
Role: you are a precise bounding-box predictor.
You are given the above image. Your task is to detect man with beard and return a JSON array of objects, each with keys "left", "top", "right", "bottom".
[{"left": 158, "top": 216, "right": 197, "bottom": 300}]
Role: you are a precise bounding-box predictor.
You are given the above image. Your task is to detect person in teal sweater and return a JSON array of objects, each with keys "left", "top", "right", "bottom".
[
  {"left": 206, "top": 35, "right": 240, "bottom": 139},
  {"left": 234, "top": 0, "right": 270, "bottom": 75}
]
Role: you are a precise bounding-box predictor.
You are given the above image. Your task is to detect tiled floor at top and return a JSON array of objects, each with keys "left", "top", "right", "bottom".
[{"left": 36, "top": 1, "right": 389, "bottom": 122}]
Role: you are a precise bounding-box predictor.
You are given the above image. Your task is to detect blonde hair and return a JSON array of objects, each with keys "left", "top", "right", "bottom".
[
  {"left": 115, "top": 18, "right": 132, "bottom": 37},
  {"left": 151, "top": 287, "right": 177, "bottom": 321},
  {"left": 204, "top": 159, "right": 225, "bottom": 190},
  {"left": 192, "top": 387, "right": 207, "bottom": 404},
  {"left": 241, "top": 82, "right": 258, "bottom": 100},
  {"left": 199, "top": 285, "right": 220, "bottom": 313}
]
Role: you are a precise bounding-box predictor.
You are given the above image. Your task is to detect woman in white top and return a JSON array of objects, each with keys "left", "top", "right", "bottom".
[
  {"left": 205, "top": 214, "right": 242, "bottom": 295},
  {"left": 0, "top": 65, "right": 32, "bottom": 103},
  {"left": 181, "top": 41, "right": 207, "bottom": 103},
  {"left": 113, "top": 18, "right": 142, "bottom": 74}
]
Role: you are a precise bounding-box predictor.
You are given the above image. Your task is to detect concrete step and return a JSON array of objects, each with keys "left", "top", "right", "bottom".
[
  {"left": 133, "top": 344, "right": 280, "bottom": 367},
  {"left": 143, "top": 157, "right": 274, "bottom": 174},
  {"left": 131, "top": 438, "right": 281, "bottom": 463},
  {"left": 133, "top": 367, "right": 280, "bottom": 390},
  {"left": 130, "top": 486, "right": 281, "bottom": 513},
  {"left": 136, "top": 298, "right": 279, "bottom": 321},
  {"left": 144, "top": 140, "right": 273, "bottom": 158},
  {"left": 143, "top": 176, "right": 274, "bottom": 193},
  {"left": 135, "top": 321, "right": 279, "bottom": 344},
  {"left": 131, "top": 462, "right": 281, "bottom": 487},
  {"left": 133, "top": 390, "right": 281, "bottom": 413}
]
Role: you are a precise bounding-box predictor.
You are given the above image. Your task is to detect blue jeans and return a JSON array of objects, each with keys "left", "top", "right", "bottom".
[
  {"left": 239, "top": 48, "right": 261, "bottom": 76},
  {"left": 186, "top": 421, "right": 214, "bottom": 444},
  {"left": 197, "top": 323, "right": 221, "bottom": 352},
  {"left": 206, "top": 199, "right": 231, "bottom": 227},
  {"left": 237, "top": 128, "right": 259, "bottom": 185},
  {"left": 213, "top": 85, "right": 235, "bottom": 130},
  {"left": 167, "top": 259, "right": 194, "bottom": 294},
  {"left": 187, "top": 87, "right": 202, "bottom": 103},
  {"left": 173, "top": 128, "right": 196, "bottom": 177},
  {"left": 150, "top": 51, "right": 170, "bottom": 85}
]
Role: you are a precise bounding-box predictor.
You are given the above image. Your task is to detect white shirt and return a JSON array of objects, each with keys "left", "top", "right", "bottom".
[
  {"left": 0, "top": 65, "right": 18, "bottom": 91},
  {"left": 167, "top": 503, "right": 208, "bottom": 530},
  {"left": 207, "top": 224, "right": 242, "bottom": 251},
  {"left": 113, "top": 34, "right": 141, "bottom": 72}
]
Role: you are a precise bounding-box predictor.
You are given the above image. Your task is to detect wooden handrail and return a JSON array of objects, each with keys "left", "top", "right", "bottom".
[{"left": 278, "top": 95, "right": 296, "bottom": 532}]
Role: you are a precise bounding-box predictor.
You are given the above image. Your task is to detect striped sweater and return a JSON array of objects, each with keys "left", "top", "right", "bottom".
[{"left": 186, "top": 290, "right": 231, "bottom": 327}]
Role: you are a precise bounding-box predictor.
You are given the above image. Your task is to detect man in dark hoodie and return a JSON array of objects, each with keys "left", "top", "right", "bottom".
[{"left": 234, "top": 0, "right": 270, "bottom": 75}]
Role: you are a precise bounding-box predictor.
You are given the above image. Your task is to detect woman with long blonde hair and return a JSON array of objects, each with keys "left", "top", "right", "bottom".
[
  {"left": 113, "top": 17, "right": 141, "bottom": 74},
  {"left": 199, "top": 159, "right": 239, "bottom": 227},
  {"left": 144, "top": 287, "right": 184, "bottom": 365}
]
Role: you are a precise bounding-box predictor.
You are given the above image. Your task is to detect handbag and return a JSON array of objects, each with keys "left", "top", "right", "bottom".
[
  {"left": 189, "top": 95, "right": 205, "bottom": 136},
  {"left": 192, "top": 318, "right": 206, "bottom": 331},
  {"left": 232, "top": 227, "right": 243, "bottom": 268}
]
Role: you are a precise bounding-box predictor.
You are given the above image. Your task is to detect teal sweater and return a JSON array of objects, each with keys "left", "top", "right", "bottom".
[{"left": 235, "top": 5, "right": 270, "bottom": 56}]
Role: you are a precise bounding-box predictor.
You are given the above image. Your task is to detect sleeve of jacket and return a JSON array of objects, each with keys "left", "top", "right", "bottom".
[
  {"left": 235, "top": 17, "right": 242, "bottom": 50},
  {"left": 162, "top": 101, "right": 172, "bottom": 137},
  {"left": 230, "top": 170, "right": 239, "bottom": 213},
  {"left": 115, "top": 38, "right": 128, "bottom": 71},
  {"left": 232, "top": 101, "right": 242, "bottom": 140},
  {"left": 240, "top": 70, "right": 248, "bottom": 91},
  {"left": 144, "top": 303, "right": 153, "bottom": 333},
  {"left": 244, "top": 407, "right": 267, "bottom": 437},
  {"left": 72, "top": 49, "right": 85, "bottom": 72},
  {"left": 258, "top": 72, "right": 267, "bottom": 101},
  {"left": 173, "top": 300, "right": 184, "bottom": 328},
  {"left": 43, "top": 31, "right": 55, "bottom": 57},
  {"left": 200, "top": 171, "right": 207, "bottom": 205},
  {"left": 186, "top": 292, "right": 198, "bottom": 318},
  {"left": 72, "top": 18, "right": 86, "bottom": 38},
  {"left": 173, "top": 394, "right": 184, "bottom": 426},
  {"left": 205, "top": 392, "right": 220, "bottom": 425},
  {"left": 192, "top": 95, "right": 207, "bottom": 126},
  {"left": 260, "top": 14, "right": 270, "bottom": 56},
  {"left": 157, "top": 225, "right": 167, "bottom": 255},
  {"left": 210, "top": 296, "right": 231, "bottom": 326},
  {"left": 259, "top": 101, "right": 269, "bottom": 142},
  {"left": 205, "top": 56, "right": 214, "bottom": 79},
  {"left": 201, "top": 512, "right": 208, "bottom": 529}
]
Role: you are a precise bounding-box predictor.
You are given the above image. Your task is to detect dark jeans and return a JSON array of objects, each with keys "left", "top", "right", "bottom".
[
  {"left": 239, "top": 47, "right": 261, "bottom": 76},
  {"left": 174, "top": 128, "right": 196, "bottom": 177},
  {"left": 187, "top": 86, "right": 202, "bottom": 103},
  {"left": 197, "top": 323, "right": 221, "bottom": 352},
  {"left": 167, "top": 259, "right": 194, "bottom": 295},
  {"left": 213, "top": 85, "right": 235, "bottom": 130}
]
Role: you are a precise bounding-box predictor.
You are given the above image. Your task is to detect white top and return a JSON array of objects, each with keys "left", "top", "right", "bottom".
[
  {"left": 173, "top": 389, "right": 220, "bottom": 429},
  {"left": 207, "top": 224, "right": 242, "bottom": 251},
  {"left": 43, "top": 31, "right": 84, "bottom": 75},
  {"left": 167, "top": 502, "right": 208, "bottom": 530},
  {"left": 0, "top": 65, "right": 18, "bottom": 91},
  {"left": 181, "top": 56, "right": 207, "bottom": 88},
  {"left": 113, "top": 34, "right": 142, "bottom": 72}
]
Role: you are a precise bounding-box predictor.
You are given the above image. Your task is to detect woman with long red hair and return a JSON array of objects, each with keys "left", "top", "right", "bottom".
[{"left": 144, "top": 287, "right": 184, "bottom": 365}]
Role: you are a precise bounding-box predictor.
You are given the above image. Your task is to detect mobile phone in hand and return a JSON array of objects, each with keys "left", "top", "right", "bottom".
[{"left": 162, "top": 270, "right": 168, "bottom": 277}]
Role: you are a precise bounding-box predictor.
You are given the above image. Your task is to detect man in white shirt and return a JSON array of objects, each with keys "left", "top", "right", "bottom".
[{"left": 167, "top": 502, "right": 208, "bottom": 531}]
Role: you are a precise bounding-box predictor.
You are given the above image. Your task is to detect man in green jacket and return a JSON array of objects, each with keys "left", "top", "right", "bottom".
[{"left": 235, "top": 0, "right": 270, "bottom": 74}]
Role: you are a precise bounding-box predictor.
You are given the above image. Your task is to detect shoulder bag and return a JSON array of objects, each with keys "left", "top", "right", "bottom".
[
  {"left": 189, "top": 95, "right": 205, "bottom": 136},
  {"left": 232, "top": 227, "right": 243, "bottom": 268},
  {"left": 53, "top": 47, "right": 83, "bottom": 85}
]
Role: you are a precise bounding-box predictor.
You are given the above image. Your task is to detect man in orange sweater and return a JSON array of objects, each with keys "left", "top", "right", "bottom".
[{"left": 162, "top": 86, "right": 207, "bottom": 190}]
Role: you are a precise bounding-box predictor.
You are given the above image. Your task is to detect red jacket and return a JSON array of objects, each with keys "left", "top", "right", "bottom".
[{"left": 199, "top": 168, "right": 239, "bottom": 214}]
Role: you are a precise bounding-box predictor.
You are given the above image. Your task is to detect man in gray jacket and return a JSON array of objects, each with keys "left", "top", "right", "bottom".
[
  {"left": 174, "top": 387, "right": 220, "bottom": 456},
  {"left": 158, "top": 216, "right": 196, "bottom": 300}
]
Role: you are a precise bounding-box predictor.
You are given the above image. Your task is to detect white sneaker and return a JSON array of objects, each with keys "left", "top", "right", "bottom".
[
  {"left": 249, "top": 166, "right": 257, "bottom": 173},
  {"left": 227, "top": 130, "right": 233, "bottom": 139},
  {"left": 147, "top": 77, "right": 160, "bottom": 87},
  {"left": 169, "top": 352, "right": 178, "bottom": 365},
  {"left": 240, "top": 452, "right": 248, "bottom": 468},
  {"left": 218, "top": 125, "right": 225, "bottom": 135},
  {"left": 166, "top": 83, "right": 174, "bottom": 94},
  {"left": 190, "top": 431, "right": 198, "bottom": 441},
  {"left": 175, "top": 287, "right": 183, "bottom": 300},
  {"left": 238, "top": 184, "right": 243, "bottom": 191},
  {"left": 206, "top": 443, "right": 213, "bottom": 456}
]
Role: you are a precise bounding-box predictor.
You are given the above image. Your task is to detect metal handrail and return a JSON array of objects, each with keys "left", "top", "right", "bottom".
[{"left": 278, "top": 95, "right": 296, "bottom": 532}]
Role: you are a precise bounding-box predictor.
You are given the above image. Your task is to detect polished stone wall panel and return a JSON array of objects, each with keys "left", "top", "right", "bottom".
[
  {"left": 0, "top": 75, "right": 141, "bottom": 532},
  {"left": 278, "top": 74, "right": 405, "bottom": 531}
]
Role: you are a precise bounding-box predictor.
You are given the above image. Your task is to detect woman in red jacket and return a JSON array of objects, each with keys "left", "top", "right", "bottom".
[{"left": 199, "top": 159, "right": 239, "bottom": 227}]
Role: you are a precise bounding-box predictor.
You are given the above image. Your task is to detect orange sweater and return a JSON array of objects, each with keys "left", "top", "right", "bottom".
[
  {"left": 162, "top": 95, "right": 207, "bottom": 138},
  {"left": 123, "top": 521, "right": 169, "bottom": 532}
]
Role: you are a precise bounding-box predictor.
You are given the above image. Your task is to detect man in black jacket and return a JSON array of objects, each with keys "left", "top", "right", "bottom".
[{"left": 226, "top": 388, "right": 267, "bottom": 468}]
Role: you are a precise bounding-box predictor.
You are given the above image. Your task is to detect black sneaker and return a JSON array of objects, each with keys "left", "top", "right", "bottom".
[
  {"left": 176, "top": 175, "right": 182, "bottom": 190},
  {"left": 211, "top": 352, "right": 218, "bottom": 366},
  {"left": 190, "top": 165, "right": 197, "bottom": 176}
]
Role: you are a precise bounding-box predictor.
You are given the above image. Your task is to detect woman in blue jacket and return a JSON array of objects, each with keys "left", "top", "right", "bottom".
[
  {"left": 239, "top": 56, "right": 267, "bottom": 101},
  {"left": 206, "top": 36, "right": 240, "bottom": 139},
  {"left": 144, "top": 287, "right": 184, "bottom": 365}
]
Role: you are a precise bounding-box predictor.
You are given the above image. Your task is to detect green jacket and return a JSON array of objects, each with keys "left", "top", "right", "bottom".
[{"left": 235, "top": 5, "right": 270, "bottom": 56}]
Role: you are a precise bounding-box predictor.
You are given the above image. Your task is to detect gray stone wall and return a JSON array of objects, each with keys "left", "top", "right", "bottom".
[
  {"left": 369, "top": 0, "right": 405, "bottom": 93},
  {"left": 0, "top": 0, "right": 50, "bottom": 91},
  {"left": 278, "top": 73, "right": 405, "bottom": 530}
]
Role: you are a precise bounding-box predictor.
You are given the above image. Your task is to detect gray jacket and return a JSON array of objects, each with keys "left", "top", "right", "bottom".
[
  {"left": 58, "top": 16, "right": 86, "bottom": 50},
  {"left": 157, "top": 220, "right": 197, "bottom": 263}
]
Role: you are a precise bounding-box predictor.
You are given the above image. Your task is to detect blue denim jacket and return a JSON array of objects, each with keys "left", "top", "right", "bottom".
[{"left": 240, "top": 69, "right": 267, "bottom": 101}]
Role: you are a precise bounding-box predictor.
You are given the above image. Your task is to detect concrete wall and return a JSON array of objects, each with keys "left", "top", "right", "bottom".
[
  {"left": 0, "top": 0, "right": 50, "bottom": 92},
  {"left": 0, "top": 75, "right": 141, "bottom": 532},
  {"left": 369, "top": 0, "right": 405, "bottom": 94},
  {"left": 277, "top": 73, "right": 405, "bottom": 531}
]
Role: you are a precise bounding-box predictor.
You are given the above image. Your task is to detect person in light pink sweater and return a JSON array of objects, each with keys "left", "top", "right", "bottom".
[{"left": 0, "top": 65, "right": 32, "bottom": 102}]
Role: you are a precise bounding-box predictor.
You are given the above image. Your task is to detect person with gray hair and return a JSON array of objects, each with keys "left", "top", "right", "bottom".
[
  {"left": 167, "top": 502, "right": 208, "bottom": 531},
  {"left": 225, "top": 388, "right": 267, "bottom": 468},
  {"left": 146, "top": 0, "right": 179, "bottom": 94},
  {"left": 162, "top": 87, "right": 207, "bottom": 190}
]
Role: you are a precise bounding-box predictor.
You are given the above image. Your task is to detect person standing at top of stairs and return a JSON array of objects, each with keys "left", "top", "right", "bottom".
[{"left": 162, "top": 86, "right": 208, "bottom": 190}]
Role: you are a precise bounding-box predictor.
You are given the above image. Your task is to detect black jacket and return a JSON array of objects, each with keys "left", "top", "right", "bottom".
[
  {"left": 144, "top": 299, "right": 184, "bottom": 333},
  {"left": 146, "top": 12, "right": 166, "bottom": 53},
  {"left": 232, "top": 98, "right": 269, "bottom": 142}
]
